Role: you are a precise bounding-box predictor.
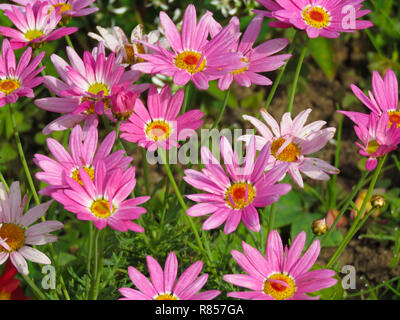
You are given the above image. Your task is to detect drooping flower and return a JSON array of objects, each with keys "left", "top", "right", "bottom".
[
  {"left": 52, "top": 160, "right": 149, "bottom": 232},
  {"left": 0, "top": 260, "right": 28, "bottom": 300},
  {"left": 120, "top": 84, "right": 204, "bottom": 151},
  {"left": 119, "top": 251, "right": 220, "bottom": 300},
  {"left": 224, "top": 230, "right": 337, "bottom": 300},
  {"left": 88, "top": 24, "right": 167, "bottom": 66},
  {"left": 216, "top": 14, "right": 291, "bottom": 90},
  {"left": 132, "top": 4, "right": 246, "bottom": 90},
  {"left": 184, "top": 136, "right": 291, "bottom": 234},
  {"left": 239, "top": 108, "right": 340, "bottom": 188},
  {"left": 0, "top": 39, "right": 45, "bottom": 107},
  {"left": 254, "top": 0, "right": 373, "bottom": 38},
  {"left": 34, "top": 124, "right": 133, "bottom": 196},
  {"left": 0, "top": 182, "right": 63, "bottom": 275},
  {"left": 0, "top": 2, "right": 78, "bottom": 49},
  {"left": 35, "top": 43, "right": 144, "bottom": 134},
  {"left": 110, "top": 83, "right": 140, "bottom": 120}
]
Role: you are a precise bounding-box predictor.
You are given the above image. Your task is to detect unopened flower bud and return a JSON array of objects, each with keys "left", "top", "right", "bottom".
[
  {"left": 312, "top": 218, "right": 328, "bottom": 236},
  {"left": 371, "top": 195, "right": 385, "bottom": 209},
  {"left": 111, "top": 84, "right": 139, "bottom": 120}
]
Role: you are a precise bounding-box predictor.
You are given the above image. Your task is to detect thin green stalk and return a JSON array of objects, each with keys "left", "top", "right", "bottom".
[
  {"left": 287, "top": 41, "right": 308, "bottom": 113},
  {"left": 327, "top": 155, "right": 387, "bottom": 268},
  {"left": 93, "top": 229, "right": 105, "bottom": 300},
  {"left": 158, "top": 148, "right": 211, "bottom": 263},
  {"left": 0, "top": 170, "right": 9, "bottom": 192},
  {"left": 142, "top": 148, "right": 150, "bottom": 195},
  {"left": 267, "top": 203, "right": 276, "bottom": 236},
  {"left": 65, "top": 34, "right": 75, "bottom": 50},
  {"left": 264, "top": 32, "right": 297, "bottom": 111},
  {"left": 211, "top": 88, "right": 230, "bottom": 130},
  {"left": 85, "top": 222, "right": 94, "bottom": 299},
  {"left": 21, "top": 274, "right": 47, "bottom": 300},
  {"left": 88, "top": 228, "right": 100, "bottom": 300},
  {"left": 181, "top": 83, "right": 193, "bottom": 114}
]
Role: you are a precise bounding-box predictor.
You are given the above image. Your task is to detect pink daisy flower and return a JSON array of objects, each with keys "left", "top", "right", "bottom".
[
  {"left": 224, "top": 230, "right": 337, "bottom": 300},
  {"left": 35, "top": 43, "right": 144, "bottom": 134},
  {"left": 0, "top": 2, "right": 78, "bottom": 49},
  {"left": 0, "top": 0, "right": 98, "bottom": 19},
  {"left": 0, "top": 38, "right": 44, "bottom": 107},
  {"left": 120, "top": 84, "right": 204, "bottom": 151},
  {"left": 34, "top": 123, "right": 133, "bottom": 196},
  {"left": 132, "top": 4, "right": 246, "bottom": 90},
  {"left": 119, "top": 251, "right": 220, "bottom": 300},
  {"left": 52, "top": 160, "right": 149, "bottom": 232},
  {"left": 239, "top": 108, "right": 340, "bottom": 188},
  {"left": 255, "top": 0, "right": 373, "bottom": 38},
  {"left": 184, "top": 136, "right": 291, "bottom": 234},
  {"left": 340, "top": 69, "right": 400, "bottom": 128},
  {"left": 0, "top": 181, "right": 63, "bottom": 275},
  {"left": 214, "top": 14, "right": 291, "bottom": 90}
]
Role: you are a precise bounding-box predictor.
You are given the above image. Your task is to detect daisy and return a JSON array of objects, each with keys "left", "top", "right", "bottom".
[
  {"left": 224, "top": 230, "right": 337, "bottom": 300},
  {"left": 35, "top": 43, "right": 143, "bottom": 134},
  {"left": 184, "top": 136, "right": 291, "bottom": 234},
  {"left": 52, "top": 160, "right": 149, "bottom": 232},
  {"left": 0, "top": 181, "right": 63, "bottom": 275},
  {"left": 344, "top": 112, "right": 400, "bottom": 171},
  {"left": 254, "top": 0, "right": 373, "bottom": 38},
  {"left": 132, "top": 4, "right": 246, "bottom": 90},
  {"left": 0, "top": 2, "right": 78, "bottom": 49},
  {"left": 216, "top": 14, "right": 291, "bottom": 90},
  {"left": 119, "top": 251, "right": 220, "bottom": 300},
  {"left": 120, "top": 84, "right": 204, "bottom": 151},
  {"left": 0, "top": 260, "right": 28, "bottom": 300},
  {"left": 88, "top": 24, "right": 167, "bottom": 65},
  {"left": 0, "top": 39, "right": 45, "bottom": 107},
  {"left": 34, "top": 123, "right": 133, "bottom": 196},
  {"left": 239, "top": 108, "right": 340, "bottom": 188}
]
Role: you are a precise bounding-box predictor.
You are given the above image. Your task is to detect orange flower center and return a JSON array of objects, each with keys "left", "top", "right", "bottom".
[
  {"left": 0, "top": 79, "right": 21, "bottom": 95},
  {"left": 174, "top": 51, "right": 207, "bottom": 74},
  {"left": 0, "top": 290, "right": 11, "bottom": 300},
  {"left": 71, "top": 166, "right": 95, "bottom": 186},
  {"left": 154, "top": 293, "right": 178, "bottom": 300},
  {"left": 0, "top": 223, "right": 25, "bottom": 253},
  {"left": 302, "top": 5, "right": 331, "bottom": 29},
  {"left": 145, "top": 120, "right": 171, "bottom": 141},
  {"left": 123, "top": 44, "right": 146, "bottom": 64},
  {"left": 90, "top": 199, "right": 114, "bottom": 219},
  {"left": 263, "top": 273, "right": 296, "bottom": 300},
  {"left": 225, "top": 182, "right": 256, "bottom": 210},
  {"left": 388, "top": 111, "right": 400, "bottom": 128},
  {"left": 271, "top": 138, "right": 301, "bottom": 162}
]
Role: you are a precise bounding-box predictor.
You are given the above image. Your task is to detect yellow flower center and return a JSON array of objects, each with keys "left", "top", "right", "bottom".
[
  {"left": 0, "top": 223, "right": 25, "bottom": 253},
  {"left": 231, "top": 57, "right": 249, "bottom": 75},
  {"left": 225, "top": 182, "right": 256, "bottom": 210},
  {"left": 0, "top": 290, "right": 11, "bottom": 300},
  {"left": 0, "top": 79, "right": 21, "bottom": 95},
  {"left": 88, "top": 83, "right": 109, "bottom": 96},
  {"left": 154, "top": 293, "right": 178, "bottom": 300},
  {"left": 388, "top": 111, "right": 400, "bottom": 128},
  {"left": 271, "top": 138, "right": 301, "bottom": 162},
  {"left": 145, "top": 120, "right": 171, "bottom": 142},
  {"left": 24, "top": 29, "right": 44, "bottom": 41},
  {"left": 263, "top": 273, "right": 296, "bottom": 300},
  {"left": 90, "top": 199, "right": 114, "bottom": 219},
  {"left": 122, "top": 44, "right": 145, "bottom": 64},
  {"left": 81, "top": 96, "right": 111, "bottom": 114},
  {"left": 302, "top": 5, "right": 331, "bottom": 29},
  {"left": 366, "top": 140, "right": 379, "bottom": 155},
  {"left": 174, "top": 51, "right": 207, "bottom": 74},
  {"left": 71, "top": 166, "right": 95, "bottom": 186},
  {"left": 53, "top": 3, "right": 72, "bottom": 14}
]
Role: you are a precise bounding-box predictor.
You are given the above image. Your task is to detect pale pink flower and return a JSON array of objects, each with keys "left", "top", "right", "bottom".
[
  {"left": 224, "top": 230, "right": 337, "bottom": 300},
  {"left": 0, "top": 182, "right": 63, "bottom": 275},
  {"left": 132, "top": 4, "right": 246, "bottom": 90},
  {"left": 184, "top": 136, "right": 291, "bottom": 234},
  {"left": 0, "top": 2, "right": 77, "bottom": 49},
  {"left": 34, "top": 124, "right": 133, "bottom": 196},
  {"left": 0, "top": 39, "right": 45, "bottom": 107},
  {"left": 119, "top": 251, "right": 220, "bottom": 300},
  {"left": 120, "top": 84, "right": 204, "bottom": 151},
  {"left": 255, "top": 0, "right": 373, "bottom": 38},
  {"left": 239, "top": 108, "right": 340, "bottom": 188}
]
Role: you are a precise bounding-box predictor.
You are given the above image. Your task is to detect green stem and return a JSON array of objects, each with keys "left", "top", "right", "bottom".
[
  {"left": 0, "top": 170, "right": 9, "bottom": 192},
  {"left": 327, "top": 155, "right": 387, "bottom": 268},
  {"left": 142, "top": 148, "right": 150, "bottom": 195},
  {"left": 211, "top": 89, "right": 230, "bottom": 130},
  {"left": 266, "top": 203, "right": 276, "bottom": 236},
  {"left": 21, "top": 274, "right": 47, "bottom": 300},
  {"left": 181, "top": 83, "right": 193, "bottom": 114},
  {"left": 85, "top": 222, "right": 94, "bottom": 299},
  {"left": 287, "top": 41, "right": 308, "bottom": 113},
  {"left": 93, "top": 229, "right": 105, "bottom": 300},
  {"left": 65, "top": 34, "right": 75, "bottom": 50},
  {"left": 88, "top": 228, "right": 100, "bottom": 300},
  {"left": 158, "top": 148, "right": 211, "bottom": 262},
  {"left": 264, "top": 32, "right": 297, "bottom": 111}
]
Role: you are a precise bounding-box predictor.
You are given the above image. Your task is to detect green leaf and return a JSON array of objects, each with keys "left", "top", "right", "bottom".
[
  {"left": 274, "top": 191, "right": 303, "bottom": 228},
  {"left": 309, "top": 37, "right": 337, "bottom": 80},
  {"left": 206, "top": 81, "right": 238, "bottom": 108},
  {"left": 290, "top": 212, "right": 321, "bottom": 248}
]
